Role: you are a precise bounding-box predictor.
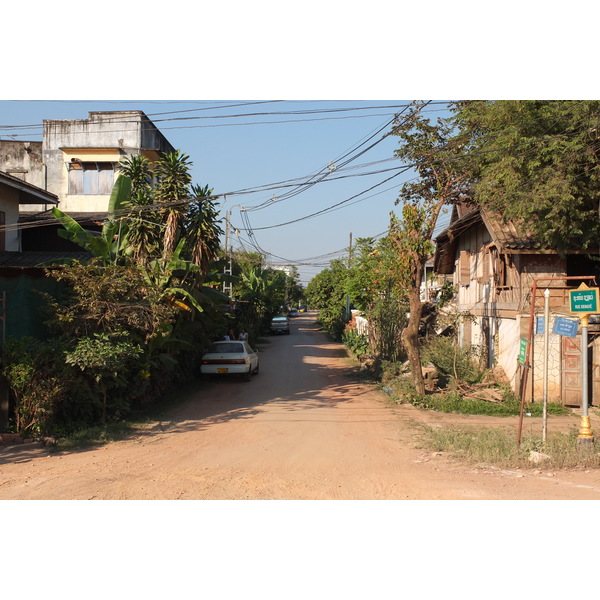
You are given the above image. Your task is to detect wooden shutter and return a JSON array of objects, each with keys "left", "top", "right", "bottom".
[
  {"left": 481, "top": 249, "right": 490, "bottom": 282},
  {"left": 459, "top": 251, "right": 470, "bottom": 286}
]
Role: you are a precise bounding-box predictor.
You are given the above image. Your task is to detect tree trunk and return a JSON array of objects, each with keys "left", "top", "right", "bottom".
[{"left": 402, "top": 262, "right": 426, "bottom": 395}]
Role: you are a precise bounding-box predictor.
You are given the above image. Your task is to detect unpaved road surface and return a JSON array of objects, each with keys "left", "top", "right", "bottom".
[{"left": 2, "top": 312, "right": 600, "bottom": 500}]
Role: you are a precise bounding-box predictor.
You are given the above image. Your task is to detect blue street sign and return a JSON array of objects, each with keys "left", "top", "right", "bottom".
[
  {"left": 553, "top": 317, "right": 579, "bottom": 337},
  {"left": 536, "top": 317, "right": 545, "bottom": 334}
]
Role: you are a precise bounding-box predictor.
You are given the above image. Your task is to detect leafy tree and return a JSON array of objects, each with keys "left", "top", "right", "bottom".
[
  {"left": 346, "top": 236, "right": 408, "bottom": 362},
  {"left": 451, "top": 100, "right": 600, "bottom": 254},
  {"left": 42, "top": 260, "right": 179, "bottom": 345},
  {"left": 284, "top": 266, "right": 305, "bottom": 307},
  {"left": 305, "top": 259, "right": 349, "bottom": 340},
  {"left": 390, "top": 103, "right": 468, "bottom": 394}
]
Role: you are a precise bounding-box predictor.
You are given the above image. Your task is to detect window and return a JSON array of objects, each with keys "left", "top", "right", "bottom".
[{"left": 68, "top": 161, "right": 116, "bottom": 195}]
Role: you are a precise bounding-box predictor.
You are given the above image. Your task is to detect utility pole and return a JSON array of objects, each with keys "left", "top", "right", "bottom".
[
  {"left": 348, "top": 232, "right": 353, "bottom": 268},
  {"left": 346, "top": 232, "right": 353, "bottom": 320},
  {"left": 222, "top": 199, "right": 233, "bottom": 298},
  {"left": 542, "top": 288, "right": 550, "bottom": 443}
]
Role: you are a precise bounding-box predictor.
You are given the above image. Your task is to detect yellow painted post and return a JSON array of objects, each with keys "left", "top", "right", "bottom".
[{"left": 577, "top": 313, "right": 594, "bottom": 446}]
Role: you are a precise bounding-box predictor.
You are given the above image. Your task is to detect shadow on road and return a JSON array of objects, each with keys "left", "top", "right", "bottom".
[
  {"left": 2, "top": 314, "right": 385, "bottom": 459},
  {"left": 133, "top": 314, "right": 386, "bottom": 438}
]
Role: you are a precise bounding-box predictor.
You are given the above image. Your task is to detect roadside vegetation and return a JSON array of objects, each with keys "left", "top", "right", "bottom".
[
  {"left": 0, "top": 151, "right": 302, "bottom": 441},
  {"left": 306, "top": 102, "right": 598, "bottom": 469},
  {"left": 419, "top": 426, "right": 600, "bottom": 470},
  {"left": 4, "top": 100, "right": 599, "bottom": 467}
]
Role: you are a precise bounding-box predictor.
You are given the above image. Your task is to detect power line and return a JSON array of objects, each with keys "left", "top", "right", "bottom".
[
  {"left": 0, "top": 101, "right": 449, "bottom": 138},
  {"left": 234, "top": 166, "right": 412, "bottom": 232}
]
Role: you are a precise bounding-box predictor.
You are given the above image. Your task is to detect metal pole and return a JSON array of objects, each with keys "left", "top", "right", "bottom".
[
  {"left": 517, "top": 276, "right": 597, "bottom": 449},
  {"left": 542, "top": 288, "right": 550, "bottom": 443},
  {"left": 577, "top": 314, "right": 594, "bottom": 445},
  {"left": 517, "top": 280, "right": 537, "bottom": 449}
]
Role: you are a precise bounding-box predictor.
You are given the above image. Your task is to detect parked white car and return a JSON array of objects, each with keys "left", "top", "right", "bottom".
[{"left": 201, "top": 341, "right": 259, "bottom": 380}]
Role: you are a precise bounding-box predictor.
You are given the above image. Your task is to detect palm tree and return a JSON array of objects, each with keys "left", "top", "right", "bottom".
[
  {"left": 183, "top": 184, "right": 224, "bottom": 283},
  {"left": 117, "top": 155, "right": 153, "bottom": 197},
  {"left": 117, "top": 155, "right": 162, "bottom": 265},
  {"left": 154, "top": 150, "right": 192, "bottom": 260}
]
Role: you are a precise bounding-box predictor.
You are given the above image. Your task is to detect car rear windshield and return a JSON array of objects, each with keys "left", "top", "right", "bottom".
[
  {"left": 207, "top": 342, "right": 244, "bottom": 353},
  {"left": 272, "top": 317, "right": 288, "bottom": 322}
]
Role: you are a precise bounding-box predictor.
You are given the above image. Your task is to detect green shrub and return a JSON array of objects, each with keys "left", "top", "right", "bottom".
[
  {"left": 2, "top": 337, "right": 74, "bottom": 436},
  {"left": 409, "top": 390, "right": 569, "bottom": 416},
  {"left": 342, "top": 327, "right": 369, "bottom": 357},
  {"left": 421, "top": 335, "right": 484, "bottom": 384},
  {"left": 65, "top": 332, "right": 144, "bottom": 423}
]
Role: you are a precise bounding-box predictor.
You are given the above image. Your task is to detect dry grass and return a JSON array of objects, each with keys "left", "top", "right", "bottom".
[{"left": 420, "top": 424, "right": 600, "bottom": 470}]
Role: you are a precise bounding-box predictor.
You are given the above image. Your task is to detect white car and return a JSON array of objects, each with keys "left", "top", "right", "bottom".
[{"left": 200, "top": 341, "right": 259, "bottom": 380}]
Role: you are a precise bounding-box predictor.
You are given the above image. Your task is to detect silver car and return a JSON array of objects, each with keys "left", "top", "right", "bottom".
[{"left": 270, "top": 316, "right": 290, "bottom": 335}]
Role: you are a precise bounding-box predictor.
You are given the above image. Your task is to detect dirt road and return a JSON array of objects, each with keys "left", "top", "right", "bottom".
[{"left": 2, "top": 312, "right": 600, "bottom": 500}]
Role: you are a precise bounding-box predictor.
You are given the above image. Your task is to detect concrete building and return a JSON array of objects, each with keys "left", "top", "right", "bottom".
[
  {"left": 0, "top": 110, "right": 175, "bottom": 215},
  {"left": 0, "top": 171, "right": 58, "bottom": 251}
]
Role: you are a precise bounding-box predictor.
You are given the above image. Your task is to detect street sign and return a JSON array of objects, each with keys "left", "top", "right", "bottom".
[
  {"left": 518, "top": 338, "right": 528, "bottom": 365},
  {"left": 553, "top": 317, "right": 579, "bottom": 337},
  {"left": 569, "top": 283, "right": 599, "bottom": 314},
  {"left": 536, "top": 317, "right": 545, "bottom": 334}
]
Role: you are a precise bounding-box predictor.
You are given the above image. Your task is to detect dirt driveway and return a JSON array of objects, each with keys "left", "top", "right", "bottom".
[{"left": 1, "top": 312, "right": 600, "bottom": 500}]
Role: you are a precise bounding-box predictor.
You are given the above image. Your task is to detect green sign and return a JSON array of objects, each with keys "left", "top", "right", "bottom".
[
  {"left": 518, "top": 338, "right": 528, "bottom": 365},
  {"left": 569, "top": 284, "right": 599, "bottom": 314}
]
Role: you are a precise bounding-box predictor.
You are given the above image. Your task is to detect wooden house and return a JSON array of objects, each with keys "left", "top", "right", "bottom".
[{"left": 433, "top": 203, "right": 600, "bottom": 406}]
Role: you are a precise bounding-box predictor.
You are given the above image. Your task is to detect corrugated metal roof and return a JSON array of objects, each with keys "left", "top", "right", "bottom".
[
  {"left": 19, "top": 212, "right": 108, "bottom": 224},
  {"left": 0, "top": 251, "right": 91, "bottom": 268}
]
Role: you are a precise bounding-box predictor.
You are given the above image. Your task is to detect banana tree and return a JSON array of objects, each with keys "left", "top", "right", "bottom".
[
  {"left": 39, "top": 175, "right": 133, "bottom": 266},
  {"left": 141, "top": 238, "right": 229, "bottom": 314}
]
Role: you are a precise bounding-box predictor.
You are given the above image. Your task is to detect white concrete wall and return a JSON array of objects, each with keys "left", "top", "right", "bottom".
[
  {"left": 497, "top": 316, "right": 521, "bottom": 390},
  {"left": 531, "top": 315, "right": 564, "bottom": 400},
  {"left": 0, "top": 185, "right": 22, "bottom": 251}
]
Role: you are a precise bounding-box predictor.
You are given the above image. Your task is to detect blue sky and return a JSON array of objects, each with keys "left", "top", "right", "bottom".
[
  {"left": 2, "top": 6, "right": 592, "bottom": 287},
  {"left": 0, "top": 99, "right": 453, "bottom": 285}
]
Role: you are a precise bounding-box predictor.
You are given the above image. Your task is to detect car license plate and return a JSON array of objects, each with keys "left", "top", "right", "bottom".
[{"left": 217, "top": 368, "right": 228, "bottom": 374}]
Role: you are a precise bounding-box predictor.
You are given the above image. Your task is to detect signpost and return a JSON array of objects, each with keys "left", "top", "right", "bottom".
[
  {"left": 518, "top": 338, "right": 528, "bottom": 366},
  {"left": 552, "top": 317, "right": 579, "bottom": 338},
  {"left": 570, "top": 283, "right": 599, "bottom": 314},
  {"left": 569, "top": 283, "right": 599, "bottom": 445}
]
